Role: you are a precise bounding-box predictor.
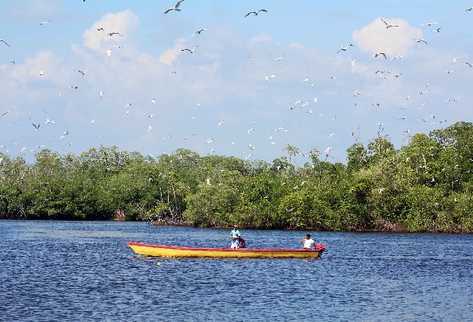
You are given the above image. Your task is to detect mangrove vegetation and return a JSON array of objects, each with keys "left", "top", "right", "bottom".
[{"left": 1, "top": 122, "right": 472, "bottom": 233}]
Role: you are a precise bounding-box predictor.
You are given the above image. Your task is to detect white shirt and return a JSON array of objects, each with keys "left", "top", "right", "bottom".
[
  {"left": 303, "top": 238, "right": 315, "bottom": 249},
  {"left": 230, "top": 229, "right": 240, "bottom": 239}
]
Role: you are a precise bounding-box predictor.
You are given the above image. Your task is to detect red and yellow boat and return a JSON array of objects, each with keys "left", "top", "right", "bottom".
[{"left": 128, "top": 241, "right": 326, "bottom": 259}]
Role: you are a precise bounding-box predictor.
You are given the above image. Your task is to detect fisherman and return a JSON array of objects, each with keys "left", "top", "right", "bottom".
[
  {"left": 230, "top": 225, "right": 241, "bottom": 249},
  {"left": 301, "top": 234, "right": 316, "bottom": 250}
]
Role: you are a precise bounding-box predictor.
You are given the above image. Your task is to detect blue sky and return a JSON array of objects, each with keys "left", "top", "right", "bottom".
[{"left": 1, "top": 0, "right": 472, "bottom": 163}]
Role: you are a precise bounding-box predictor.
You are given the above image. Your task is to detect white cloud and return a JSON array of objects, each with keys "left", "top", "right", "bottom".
[
  {"left": 353, "top": 17, "right": 422, "bottom": 57},
  {"left": 83, "top": 10, "right": 139, "bottom": 52}
]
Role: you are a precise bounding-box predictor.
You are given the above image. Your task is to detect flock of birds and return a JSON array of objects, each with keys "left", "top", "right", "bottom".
[{"left": 0, "top": 1, "right": 472, "bottom": 162}]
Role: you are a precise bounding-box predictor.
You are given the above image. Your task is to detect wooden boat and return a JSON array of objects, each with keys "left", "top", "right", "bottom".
[{"left": 128, "top": 241, "right": 326, "bottom": 259}]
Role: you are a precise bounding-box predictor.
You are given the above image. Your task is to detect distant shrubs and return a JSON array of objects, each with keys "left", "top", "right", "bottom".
[{"left": 1, "top": 122, "right": 473, "bottom": 233}]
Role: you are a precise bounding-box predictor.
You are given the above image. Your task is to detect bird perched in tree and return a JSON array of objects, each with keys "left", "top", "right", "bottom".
[
  {"left": 245, "top": 9, "right": 268, "bottom": 17},
  {"left": 164, "top": 0, "right": 185, "bottom": 14}
]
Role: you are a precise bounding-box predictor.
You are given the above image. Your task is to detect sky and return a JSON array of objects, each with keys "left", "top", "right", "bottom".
[{"left": 0, "top": 0, "right": 473, "bottom": 163}]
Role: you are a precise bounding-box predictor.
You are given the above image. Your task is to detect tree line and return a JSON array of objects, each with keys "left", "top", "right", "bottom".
[{"left": 0, "top": 122, "right": 472, "bottom": 233}]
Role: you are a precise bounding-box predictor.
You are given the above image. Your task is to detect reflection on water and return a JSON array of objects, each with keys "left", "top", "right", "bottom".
[{"left": 1, "top": 220, "right": 473, "bottom": 322}]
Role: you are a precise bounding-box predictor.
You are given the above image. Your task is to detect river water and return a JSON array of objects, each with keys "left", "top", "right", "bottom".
[{"left": 1, "top": 220, "right": 472, "bottom": 322}]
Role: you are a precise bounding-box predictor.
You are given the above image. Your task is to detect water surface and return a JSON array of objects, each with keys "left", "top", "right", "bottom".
[{"left": 1, "top": 220, "right": 472, "bottom": 321}]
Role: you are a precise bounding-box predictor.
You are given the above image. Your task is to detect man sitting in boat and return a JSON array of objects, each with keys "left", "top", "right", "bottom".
[
  {"left": 301, "top": 234, "right": 316, "bottom": 250},
  {"left": 230, "top": 225, "right": 244, "bottom": 249}
]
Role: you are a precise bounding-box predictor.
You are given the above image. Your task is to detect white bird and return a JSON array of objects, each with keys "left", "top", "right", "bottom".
[
  {"left": 164, "top": 0, "right": 185, "bottom": 14},
  {"left": 45, "top": 118, "right": 56, "bottom": 125},
  {"left": 381, "top": 18, "right": 400, "bottom": 29},
  {"left": 337, "top": 43, "right": 354, "bottom": 54}
]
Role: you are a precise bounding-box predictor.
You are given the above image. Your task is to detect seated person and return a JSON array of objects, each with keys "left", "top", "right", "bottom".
[
  {"left": 237, "top": 236, "right": 246, "bottom": 249},
  {"left": 301, "top": 234, "right": 316, "bottom": 250}
]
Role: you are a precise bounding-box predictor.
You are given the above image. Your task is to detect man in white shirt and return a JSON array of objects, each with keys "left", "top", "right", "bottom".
[
  {"left": 230, "top": 225, "right": 241, "bottom": 249},
  {"left": 301, "top": 234, "right": 316, "bottom": 249}
]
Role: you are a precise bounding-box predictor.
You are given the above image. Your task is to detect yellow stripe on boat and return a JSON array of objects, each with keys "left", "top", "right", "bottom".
[{"left": 128, "top": 242, "right": 322, "bottom": 259}]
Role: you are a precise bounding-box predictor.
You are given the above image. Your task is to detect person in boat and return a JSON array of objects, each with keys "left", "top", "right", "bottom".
[
  {"left": 301, "top": 234, "right": 316, "bottom": 250},
  {"left": 237, "top": 236, "right": 246, "bottom": 248},
  {"left": 230, "top": 225, "right": 242, "bottom": 249}
]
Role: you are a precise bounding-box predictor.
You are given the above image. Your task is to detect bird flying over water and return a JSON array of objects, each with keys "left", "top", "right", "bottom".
[
  {"left": 164, "top": 0, "right": 185, "bottom": 14},
  {"left": 245, "top": 9, "right": 268, "bottom": 17}
]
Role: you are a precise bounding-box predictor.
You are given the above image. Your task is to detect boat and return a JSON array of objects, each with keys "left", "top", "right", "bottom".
[{"left": 128, "top": 241, "right": 326, "bottom": 259}]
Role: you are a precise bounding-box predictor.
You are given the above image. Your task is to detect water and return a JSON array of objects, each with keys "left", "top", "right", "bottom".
[{"left": 1, "top": 221, "right": 472, "bottom": 322}]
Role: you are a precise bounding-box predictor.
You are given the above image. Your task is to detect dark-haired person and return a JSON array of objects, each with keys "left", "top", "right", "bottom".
[{"left": 301, "top": 234, "right": 316, "bottom": 250}]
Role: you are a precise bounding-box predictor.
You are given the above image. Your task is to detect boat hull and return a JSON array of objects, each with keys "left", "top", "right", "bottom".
[{"left": 128, "top": 242, "right": 323, "bottom": 259}]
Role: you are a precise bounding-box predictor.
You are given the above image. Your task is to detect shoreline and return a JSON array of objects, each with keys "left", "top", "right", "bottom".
[{"left": 1, "top": 217, "right": 472, "bottom": 234}]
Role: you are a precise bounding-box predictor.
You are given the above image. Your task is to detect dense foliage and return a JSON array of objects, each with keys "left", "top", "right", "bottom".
[{"left": 1, "top": 122, "right": 472, "bottom": 232}]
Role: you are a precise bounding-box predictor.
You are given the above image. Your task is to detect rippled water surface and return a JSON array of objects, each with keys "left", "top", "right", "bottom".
[{"left": 1, "top": 220, "right": 473, "bottom": 321}]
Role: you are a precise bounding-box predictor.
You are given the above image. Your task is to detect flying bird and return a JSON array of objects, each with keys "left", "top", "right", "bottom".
[
  {"left": 32, "top": 123, "right": 41, "bottom": 130},
  {"left": 164, "top": 0, "right": 185, "bottom": 14},
  {"left": 180, "top": 48, "right": 194, "bottom": 54},
  {"left": 195, "top": 28, "right": 206, "bottom": 35},
  {"left": 416, "top": 39, "right": 428, "bottom": 45},
  {"left": 0, "top": 111, "right": 8, "bottom": 118},
  {"left": 77, "top": 70, "right": 86, "bottom": 76},
  {"left": 108, "top": 32, "right": 121, "bottom": 37},
  {"left": 374, "top": 52, "right": 388, "bottom": 59},
  {"left": 0, "top": 39, "right": 10, "bottom": 47},
  {"left": 97, "top": 27, "right": 104, "bottom": 31},
  {"left": 245, "top": 9, "right": 268, "bottom": 17},
  {"left": 466, "top": 7, "right": 473, "bottom": 12},
  {"left": 337, "top": 43, "right": 354, "bottom": 54},
  {"left": 465, "top": 62, "right": 473, "bottom": 68},
  {"left": 381, "top": 18, "right": 400, "bottom": 29}
]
